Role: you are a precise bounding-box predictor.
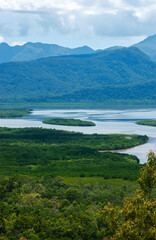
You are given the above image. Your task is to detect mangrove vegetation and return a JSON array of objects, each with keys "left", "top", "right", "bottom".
[
  {"left": 0, "top": 127, "right": 148, "bottom": 180},
  {"left": 0, "top": 108, "right": 32, "bottom": 118},
  {"left": 43, "top": 118, "right": 96, "bottom": 126},
  {"left": 136, "top": 120, "right": 156, "bottom": 127}
]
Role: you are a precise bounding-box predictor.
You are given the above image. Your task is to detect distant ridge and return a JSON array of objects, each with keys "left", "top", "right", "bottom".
[
  {"left": 0, "top": 42, "right": 95, "bottom": 63},
  {"left": 1, "top": 34, "right": 156, "bottom": 64},
  {"left": 132, "top": 34, "right": 156, "bottom": 61},
  {"left": 103, "top": 46, "right": 123, "bottom": 51}
]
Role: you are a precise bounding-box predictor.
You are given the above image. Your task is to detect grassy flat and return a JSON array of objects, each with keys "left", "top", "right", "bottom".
[
  {"left": 63, "top": 177, "right": 138, "bottom": 186},
  {"left": 0, "top": 108, "right": 32, "bottom": 118},
  {"left": 43, "top": 118, "right": 96, "bottom": 126},
  {"left": 136, "top": 120, "right": 156, "bottom": 127}
]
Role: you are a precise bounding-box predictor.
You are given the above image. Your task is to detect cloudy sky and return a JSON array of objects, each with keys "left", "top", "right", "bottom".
[{"left": 0, "top": 0, "right": 156, "bottom": 49}]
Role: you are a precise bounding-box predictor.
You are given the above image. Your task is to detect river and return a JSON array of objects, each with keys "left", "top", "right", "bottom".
[{"left": 0, "top": 108, "right": 156, "bottom": 163}]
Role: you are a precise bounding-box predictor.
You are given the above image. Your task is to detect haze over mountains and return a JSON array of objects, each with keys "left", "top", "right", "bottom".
[
  {"left": 0, "top": 46, "right": 156, "bottom": 103},
  {"left": 0, "top": 34, "right": 156, "bottom": 64},
  {"left": 0, "top": 42, "right": 95, "bottom": 64},
  {"left": 133, "top": 34, "right": 156, "bottom": 61}
]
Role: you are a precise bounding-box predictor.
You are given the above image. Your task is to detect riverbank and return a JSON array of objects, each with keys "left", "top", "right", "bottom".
[
  {"left": 99, "top": 141, "right": 149, "bottom": 153},
  {"left": 1, "top": 100, "right": 156, "bottom": 109}
]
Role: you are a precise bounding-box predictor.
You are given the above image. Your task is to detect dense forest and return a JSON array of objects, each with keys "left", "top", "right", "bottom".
[
  {"left": 53, "top": 81, "right": 156, "bottom": 103},
  {"left": 0, "top": 127, "right": 155, "bottom": 239},
  {"left": 0, "top": 150, "right": 155, "bottom": 239},
  {"left": 0, "top": 127, "right": 148, "bottom": 179}
]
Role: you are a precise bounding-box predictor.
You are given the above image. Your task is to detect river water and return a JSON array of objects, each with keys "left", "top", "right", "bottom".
[{"left": 0, "top": 108, "right": 156, "bottom": 163}]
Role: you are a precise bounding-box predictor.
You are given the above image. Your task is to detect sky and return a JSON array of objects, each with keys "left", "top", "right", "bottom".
[{"left": 0, "top": 0, "right": 156, "bottom": 49}]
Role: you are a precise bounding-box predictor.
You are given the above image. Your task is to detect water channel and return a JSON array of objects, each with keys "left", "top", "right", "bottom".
[{"left": 0, "top": 108, "right": 156, "bottom": 163}]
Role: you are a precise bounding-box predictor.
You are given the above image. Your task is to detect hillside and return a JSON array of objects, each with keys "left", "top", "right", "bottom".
[
  {"left": 132, "top": 34, "right": 156, "bottom": 61},
  {"left": 52, "top": 79, "right": 156, "bottom": 102},
  {"left": 0, "top": 42, "right": 95, "bottom": 63},
  {"left": 0, "top": 47, "right": 156, "bottom": 103}
]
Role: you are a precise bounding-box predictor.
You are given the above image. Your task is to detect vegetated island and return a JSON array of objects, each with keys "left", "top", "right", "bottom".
[
  {"left": 136, "top": 120, "right": 156, "bottom": 127},
  {"left": 0, "top": 108, "right": 32, "bottom": 118},
  {"left": 43, "top": 118, "right": 96, "bottom": 126}
]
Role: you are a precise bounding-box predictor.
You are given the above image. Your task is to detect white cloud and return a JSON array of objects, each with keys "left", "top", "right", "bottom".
[
  {"left": 0, "top": 35, "right": 4, "bottom": 43},
  {"left": 10, "top": 41, "right": 26, "bottom": 46},
  {"left": 0, "top": 0, "right": 155, "bottom": 43}
]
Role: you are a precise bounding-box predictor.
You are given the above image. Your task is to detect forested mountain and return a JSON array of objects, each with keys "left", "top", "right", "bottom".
[
  {"left": 0, "top": 42, "right": 95, "bottom": 63},
  {"left": 53, "top": 80, "right": 156, "bottom": 102},
  {"left": 132, "top": 34, "right": 156, "bottom": 61},
  {"left": 0, "top": 47, "right": 156, "bottom": 103},
  {"left": 1, "top": 34, "right": 156, "bottom": 64}
]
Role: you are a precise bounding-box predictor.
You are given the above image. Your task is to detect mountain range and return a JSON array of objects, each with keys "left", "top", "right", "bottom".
[
  {"left": 133, "top": 34, "right": 156, "bottom": 61},
  {"left": 0, "top": 34, "right": 156, "bottom": 64},
  {"left": 0, "top": 42, "right": 95, "bottom": 64},
  {"left": 0, "top": 46, "right": 156, "bottom": 103}
]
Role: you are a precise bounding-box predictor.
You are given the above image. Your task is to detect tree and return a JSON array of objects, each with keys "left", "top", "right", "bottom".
[{"left": 100, "top": 152, "right": 156, "bottom": 240}]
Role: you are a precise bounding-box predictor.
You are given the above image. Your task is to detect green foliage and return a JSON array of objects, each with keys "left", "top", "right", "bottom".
[
  {"left": 0, "top": 108, "right": 32, "bottom": 118},
  {"left": 43, "top": 118, "right": 96, "bottom": 126},
  {"left": 0, "top": 175, "right": 138, "bottom": 240},
  {"left": 0, "top": 127, "right": 148, "bottom": 150},
  {"left": 55, "top": 81, "right": 156, "bottom": 103},
  {"left": 100, "top": 152, "right": 156, "bottom": 240},
  {"left": 0, "top": 125, "right": 155, "bottom": 239},
  {"left": 138, "top": 151, "right": 156, "bottom": 196},
  {"left": 0, "top": 127, "right": 147, "bottom": 180},
  {"left": 136, "top": 120, "right": 156, "bottom": 127},
  {"left": 0, "top": 153, "right": 155, "bottom": 239}
]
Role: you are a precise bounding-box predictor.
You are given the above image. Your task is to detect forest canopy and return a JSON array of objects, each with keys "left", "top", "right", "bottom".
[
  {"left": 0, "top": 127, "right": 148, "bottom": 179},
  {"left": 0, "top": 151, "right": 155, "bottom": 239}
]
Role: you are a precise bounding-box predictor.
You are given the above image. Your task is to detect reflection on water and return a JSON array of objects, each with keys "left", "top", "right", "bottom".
[{"left": 0, "top": 108, "right": 156, "bottom": 163}]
